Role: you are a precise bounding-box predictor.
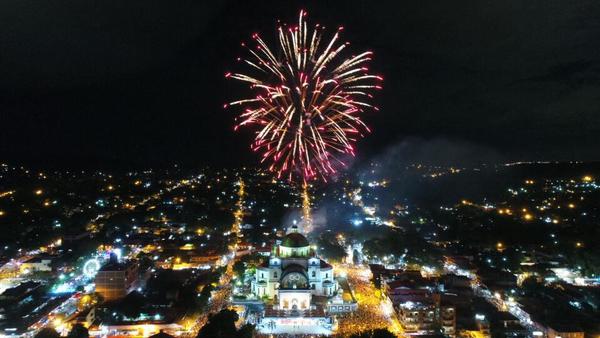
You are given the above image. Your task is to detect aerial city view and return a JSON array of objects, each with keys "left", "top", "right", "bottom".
[{"left": 1, "top": 1, "right": 600, "bottom": 338}]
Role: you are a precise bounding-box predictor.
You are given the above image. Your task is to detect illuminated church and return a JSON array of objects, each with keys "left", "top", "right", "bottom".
[{"left": 252, "top": 225, "right": 337, "bottom": 311}]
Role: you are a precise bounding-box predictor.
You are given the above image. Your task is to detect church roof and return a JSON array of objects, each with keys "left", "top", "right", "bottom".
[
  {"left": 320, "top": 259, "right": 332, "bottom": 269},
  {"left": 281, "top": 232, "right": 309, "bottom": 248}
]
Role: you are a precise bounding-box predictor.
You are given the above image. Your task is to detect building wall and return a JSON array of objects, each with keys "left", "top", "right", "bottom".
[
  {"left": 440, "top": 305, "right": 456, "bottom": 337},
  {"left": 96, "top": 270, "right": 128, "bottom": 300},
  {"left": 307, "top": 258, "right": 334, "bottom": 296},
  {"left": 254, "top": 257, "right": 337, "bottom": 299},
  {"left": 278, "top": 290, "right": 311, "bottom": 310},
  {"left": 95, "top": 264, "right": 138, "bottom": 301},
  {"left": 326, "top": 302, "right": 358, "bottom": 313},
  {"left": 255, "top": 266, "right": 282, "bottom": 299},
  {"left": 279, "top": 246, "right": 310, "bottom": 258},
  {"left": 397, "top": 303, "right": 437, "bottom": 332}
]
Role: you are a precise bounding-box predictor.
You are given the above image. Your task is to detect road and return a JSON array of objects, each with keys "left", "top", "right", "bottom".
[{"left": 183, "top": 179, "right": 245, "bottom": 337}]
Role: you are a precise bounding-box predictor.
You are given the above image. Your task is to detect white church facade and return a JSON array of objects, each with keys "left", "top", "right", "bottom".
[
  {"left": 252, "top": 226, "right": 337, "bottom": 311},
  {"left": 245, "top": 225, "right": 356, "bottom": 335}
]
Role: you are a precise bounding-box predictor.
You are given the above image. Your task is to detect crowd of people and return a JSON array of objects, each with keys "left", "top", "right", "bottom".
[{"left": 334, "top": 265, "right": 402, "bottom": 337}]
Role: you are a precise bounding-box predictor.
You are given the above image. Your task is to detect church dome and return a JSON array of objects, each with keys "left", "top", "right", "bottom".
[{"left": 281, "top": 232, "right": 309, "bottom": 248}]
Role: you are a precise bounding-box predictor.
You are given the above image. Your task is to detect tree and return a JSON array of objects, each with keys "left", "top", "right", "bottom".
[
  {"left": 240, "top": 253, "right": 267, "bottom": 270},
  {"left": 233, "top": 260, "right": 246, "bottom": 278},
  {"left": 196, "top": 309, "right": 254, "bottom": 338},
  {"left": 197, "top": 284, "right": 214, "bottom": 309},
  {"left": 317, "top": 233, "right": 347, "bottom": 263},
  {"left": 237, "top": 324, "right": 255, "bottom": 338},
  {"left": 196, "top": 309, "right": 238, "bottom": 338},
  {"left": 67, "top": 324, "right": 89, "bottom": 338},
  {"left": 521, "top": 276, "right": 544, "bottom": 295},
  {"left": 116, "top": 291, "right": 146, "bottom": 318},
  {"left": 34, "top": 328, "right": 60, "bottom": 338}
]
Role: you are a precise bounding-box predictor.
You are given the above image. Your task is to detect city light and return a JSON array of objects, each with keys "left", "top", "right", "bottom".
[
  {"left": 83, "top": 258, "right": 101, "bottom": 277},
  {"left": 2, "top": 5, "right": 598, "bottom": 338}
]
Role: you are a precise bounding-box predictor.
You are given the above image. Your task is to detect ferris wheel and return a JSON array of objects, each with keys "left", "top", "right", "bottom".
[{"left": 83, "top": 258, "right": 101, "bottom": 277}]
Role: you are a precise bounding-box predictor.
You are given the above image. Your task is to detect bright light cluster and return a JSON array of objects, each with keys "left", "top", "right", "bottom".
[{"left": 226, "top": 10, "right": 382, "bottom": 183}]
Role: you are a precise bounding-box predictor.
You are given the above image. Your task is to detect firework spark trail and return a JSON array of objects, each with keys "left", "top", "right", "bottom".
[
  {"left": 301, "top": 183, "right": 312, "bottom": 233},
  {"left": 226, "top": 10, "right": 382, "bottom": 183}
]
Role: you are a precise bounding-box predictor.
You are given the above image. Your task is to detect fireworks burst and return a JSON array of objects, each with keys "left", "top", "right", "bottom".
[{"left": 226, "top": 10, "right": 382, "bottom": 183}]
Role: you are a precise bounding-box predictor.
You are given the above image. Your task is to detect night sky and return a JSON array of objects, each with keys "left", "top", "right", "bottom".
[{"left": 1, "top": 0, "right": 600, "bottom": 169}]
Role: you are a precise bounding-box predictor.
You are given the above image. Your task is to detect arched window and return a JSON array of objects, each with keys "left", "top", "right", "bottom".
[
  {"left": 312, "top": 271, "right": 316, "bottom": 277},
  {"left": 325, "top": 273, "right": 328, "bottom": 279},
  {"left": 274, "top": 272, "right": 278, "bottom": 278}
]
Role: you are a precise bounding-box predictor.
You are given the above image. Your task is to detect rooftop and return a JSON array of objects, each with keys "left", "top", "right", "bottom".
[{"left": 281, "top": 232, "right": 309, "bottom": 248}]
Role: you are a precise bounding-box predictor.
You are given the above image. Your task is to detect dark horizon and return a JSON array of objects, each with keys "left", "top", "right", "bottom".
[{"left": 2, "top": 0, "right": 600, "bottom": 169}]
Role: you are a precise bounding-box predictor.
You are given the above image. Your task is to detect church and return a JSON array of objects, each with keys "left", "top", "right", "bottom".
[
  {"left": 252, "top": 225, "right": 337, "bottom": 311},
  {"left": 245, "top": 225, "right": 357, "bottom": 335}
]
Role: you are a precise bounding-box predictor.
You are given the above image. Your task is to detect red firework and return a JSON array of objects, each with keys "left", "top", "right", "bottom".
[{"left": 226, "top": 10, "right": 382, "bottom": 183}]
